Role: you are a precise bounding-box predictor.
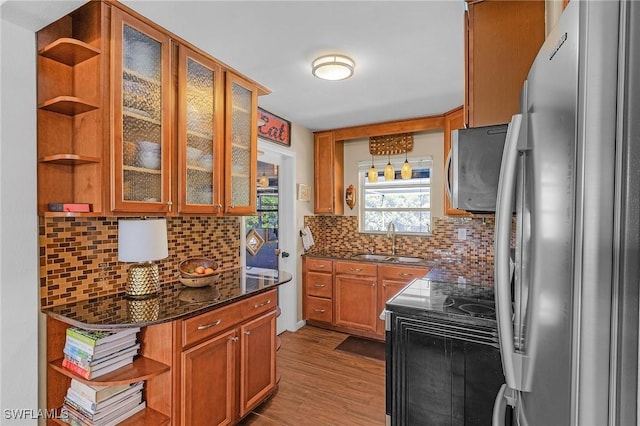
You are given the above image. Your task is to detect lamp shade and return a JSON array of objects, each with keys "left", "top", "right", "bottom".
[{"left": 118, "top": 218, "right": 168, "bottom": 262}]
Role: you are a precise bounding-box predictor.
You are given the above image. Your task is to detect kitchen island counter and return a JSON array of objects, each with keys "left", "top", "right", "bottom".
[{"left": 42, "top": 267, "right": 292, "bottom": 329}]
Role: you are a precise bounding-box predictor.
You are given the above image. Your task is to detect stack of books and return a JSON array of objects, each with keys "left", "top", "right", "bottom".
[
  {"left": 63, "top": 380, "right": 146, "bottom": 426},
  {"left": 62, "top": 327, "right": 141, "bottom": 380}
]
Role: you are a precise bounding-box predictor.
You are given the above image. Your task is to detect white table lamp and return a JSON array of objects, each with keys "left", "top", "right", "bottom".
[{"left": 118, "top": 218, "right": 168, "bottom": 296}]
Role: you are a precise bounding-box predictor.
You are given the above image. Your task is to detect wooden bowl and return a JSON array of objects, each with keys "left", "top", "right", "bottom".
[
  {"left": 178, "top": 257, "right": 218, "bottom": 278},
  {"left": 179, "top": 274, "right": 220, "bottom": 288}
]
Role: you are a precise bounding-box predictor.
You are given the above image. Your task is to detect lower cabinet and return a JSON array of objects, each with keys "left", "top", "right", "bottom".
[
  {"left": 179, "top": 290, "right": 277, "bottom": 425},
  {"left": 334, "top": 261, "right": 378, "bottom": 334},
  {"left": 302, "top": 256, "right": 430, "bottom": 340},
  {"left": 181, "top": 329, "right": 237, "bottom": 426},
  {"left": 377, "top": 265, "right": 430, "bottom": 336}
]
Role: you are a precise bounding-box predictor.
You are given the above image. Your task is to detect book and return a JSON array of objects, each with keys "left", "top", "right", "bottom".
[
  {"left": 64, "top": 343, "right": 140, "bottom": 371},
  {"left": 65, "top": 382, "right": 143, "bottom": 417},
  {"left": 64, "top": 335, "right": 138, "bottom": 361},
  {"left": 66, "top": 327, "right": 140, "bottom": 348},
  {"left": 63, "top": 397, "right": 145, "bottom": 426},
  {"left": 69, "top": 379, "right": 133, "bottom": 404},
  {"left": 47, "top": 203, "right": 92, "bottom": 212},
  {"left": 62, "top": 355, "right": 135, "bottom": 380}
]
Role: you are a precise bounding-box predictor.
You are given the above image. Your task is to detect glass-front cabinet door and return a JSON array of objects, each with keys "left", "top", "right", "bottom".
[
  {"left": 225, "top": 72, "right": 257, "bottom": 215},
  {"left": 177, "top": 46, "right": 224, "bottom": 214},
  {"left": 111, "top": 9, "right": 172, "bottom": 213}
]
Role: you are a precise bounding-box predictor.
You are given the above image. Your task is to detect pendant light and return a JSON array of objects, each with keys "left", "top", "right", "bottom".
[
  {"left": 384, "top": 143, "right": 395, "bottom": 181},
  {"left": 257, "top": 163, "right": 269, "bottom": 188},
  {"left": 401, "top": 138, "right": 412, "bottom": 179},
  {"left": 368, "top": 153, "right": 378, "bottom": 183}
]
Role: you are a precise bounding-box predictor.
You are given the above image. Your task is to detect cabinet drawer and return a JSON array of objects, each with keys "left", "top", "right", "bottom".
[
  {"left": 379, "top": 265, "right": 429, "bottom": 282},
  {"left": 305, "top": 258, "right": 333, "bottom": 272},
  {"left": 306, "top": 272, "right": 333, "bottom": 298},
  {"left": 306, "top": 296, "right": 333, "bottom": 323},
  {"left": 335, "top": 261, "right": 377, "bottom": 277},
  {"left": 182, "top": 303, "right": 242, "bottom": 348},
  {"left": 241, "top": 289, "right": 277, "bottom": 319}
]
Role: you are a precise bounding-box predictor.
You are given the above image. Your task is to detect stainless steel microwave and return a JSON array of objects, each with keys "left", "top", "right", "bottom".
[{"left": 447, "top": 124, "right": 509, "bottom": 213}]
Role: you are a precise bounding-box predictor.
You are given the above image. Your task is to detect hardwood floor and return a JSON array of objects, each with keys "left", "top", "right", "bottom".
[{"left": 240, "top": 326, "right": 386, "bottom": 426}]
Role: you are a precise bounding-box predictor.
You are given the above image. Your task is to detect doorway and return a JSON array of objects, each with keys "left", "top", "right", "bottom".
[{"left": 241, "top": 139, "right": 297, "bottom": 334}]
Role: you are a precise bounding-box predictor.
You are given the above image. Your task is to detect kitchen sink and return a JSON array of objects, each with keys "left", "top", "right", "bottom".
[{"left": 351, "top": 253, "right": 424, "bottom": 263}]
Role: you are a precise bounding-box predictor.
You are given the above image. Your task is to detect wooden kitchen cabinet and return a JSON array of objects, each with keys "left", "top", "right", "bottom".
[
  {"left": 313, "top": 131, "right": 344, "bottom": 215},
  {"left": 37, "top": 1, "right": 269, "bottom": 217},
  {"left": 36, "top": 1, "right": 107, "bottom": 216},
  {"left": 111, "top": 8, "right": 173, "bottom": 213},
  {"left": 179, "top": 290, "right": 277, "bottom": 425},
  {"left": 45, "top": 316, "right": 172, "bottom": 425},
  {"left": 376, "top": 264, "right": 430, "bottom": 336},
  {"left": 302, "top": 257, "right": 334, "bottom": 324},
  {"left": 334, "top": 261, "right": 378, "bottom": 333},
  {"left": 177, "top": 45, "right": 225, "bottom": 214},
  {"left": 465, "top": 0, "right": 545, "bottom": 127},
  {"left": 224, "top": 72, "right": 259, "bottom": 215}
]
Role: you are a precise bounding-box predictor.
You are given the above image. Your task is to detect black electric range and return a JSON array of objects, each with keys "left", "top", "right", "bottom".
[{"left": 385, "top": 263, "right": 507, "bottom": 426}]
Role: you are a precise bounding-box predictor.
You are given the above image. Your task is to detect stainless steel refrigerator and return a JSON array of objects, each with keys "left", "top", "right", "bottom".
[{"left": 493, "top": 1, "right": 639, "bottom": 425}]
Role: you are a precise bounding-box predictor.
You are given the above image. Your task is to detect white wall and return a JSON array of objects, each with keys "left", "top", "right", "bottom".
[
  {"left": 290, "top": 123, "right": 314, "bottom": 324},
  {"left": 0, "top": 17, "right": 40, "bottom": 425}
]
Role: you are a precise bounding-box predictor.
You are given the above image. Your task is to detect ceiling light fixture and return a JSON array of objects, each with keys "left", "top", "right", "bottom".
[{"left": 312, "top": 54, "right": 355, "bottom": 81}]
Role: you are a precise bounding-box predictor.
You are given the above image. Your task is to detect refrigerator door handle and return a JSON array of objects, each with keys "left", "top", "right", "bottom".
[{"left": 495, "top": 114, "right": 530, "bottom": 392}]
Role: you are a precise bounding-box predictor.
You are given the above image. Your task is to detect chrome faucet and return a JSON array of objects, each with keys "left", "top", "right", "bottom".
[{"left": 387, "top": 221, "right": 397, "bottom": 255}]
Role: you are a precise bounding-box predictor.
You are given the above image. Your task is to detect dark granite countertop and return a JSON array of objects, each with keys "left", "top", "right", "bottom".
[{"left": 42, "top": 267, "right": 292, "bottom": 330}]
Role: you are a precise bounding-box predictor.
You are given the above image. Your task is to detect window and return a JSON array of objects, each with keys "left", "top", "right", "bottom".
[{"left": 358, "top": 157, "right": 432, "bottom": 235}]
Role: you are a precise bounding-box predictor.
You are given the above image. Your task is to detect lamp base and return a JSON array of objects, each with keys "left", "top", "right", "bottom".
[{"left": 126, "top": 262, "right": 160, "bottom": 296}]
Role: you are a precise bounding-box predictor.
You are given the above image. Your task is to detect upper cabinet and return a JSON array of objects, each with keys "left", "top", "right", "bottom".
[
  {"left": 36, "top": 1, "right": 107, "bottom": 216},
  {"left": 36, "top": 1, "right": 269, "bottom": 217},
  {"left": 224, "top": 73, "right": 259, "bottom": 215},
  {"left": 111, "top": 9, "right": 173, "bottom": 213},
  {"left": 313, "top": 131, "right": 344, "bottom": 215},
  {"left": 177, "top": 46, "right": 225, "bottom": 214},
  {"left": 465, "top": 0, "right": 545, "bottom": 127}
]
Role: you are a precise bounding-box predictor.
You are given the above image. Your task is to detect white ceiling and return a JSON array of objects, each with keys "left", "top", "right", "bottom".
[{"left": 1, "top": 0, "right": 465, "bottom": 132}]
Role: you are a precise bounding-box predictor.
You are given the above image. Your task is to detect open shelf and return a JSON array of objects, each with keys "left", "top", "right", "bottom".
[
  {"left": 50, "top": 406, "right": 169, "bottom": 426},
  {"left": 39, "top": 96, "right": 99, "bottom": 116},
  {"left": 50, "top": 356, "right": 170, "bottom": 386},
  {"left": 39, "top": 154, "right": 101, "bottom": 165},
  {"left": 39, "top": 38, "right": 100, "bottom": 66}
]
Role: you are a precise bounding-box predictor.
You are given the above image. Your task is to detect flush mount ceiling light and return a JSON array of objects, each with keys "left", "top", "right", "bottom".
[{"left": 312, "top": 54, "right": 355, "bottom": 81}]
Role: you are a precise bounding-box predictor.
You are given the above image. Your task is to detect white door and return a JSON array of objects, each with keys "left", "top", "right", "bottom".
[{"left": 241, "top": 139, "right": 297, "bottom": 334}]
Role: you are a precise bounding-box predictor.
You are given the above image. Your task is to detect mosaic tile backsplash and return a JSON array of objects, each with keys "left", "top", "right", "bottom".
[
  {"left": 304, "top": 215, "right": 506, "bottom": 268},
  {"left": 40, "top": 216, "right": 240, "bottom": 307}
]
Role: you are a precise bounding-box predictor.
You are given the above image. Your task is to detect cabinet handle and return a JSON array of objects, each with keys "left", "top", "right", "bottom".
[
  {"left": 197, "top": 319, "right": 221, "bottom": 330},
  {"left": 398, "top": 273, "right": 412, "bottom": 277},
  {"left": 254, "top": 299, "right": 272, "bottom": 309},
  {"left": 245, "top": 331, "right": 251, "bottom": 336},
  {"left": 230, "top": 336, "right": 239, "bottom": 342},
  {"left": 315, "top": 264, "right": 326, "bottom": 269},
  {"left": 349, "top": 268, "right": 363, "bottom": 272},
  {"left": 166, "top": 200, "right": 173, "bottom": 206},
  {"left": 314, "top": 309, "right": 326, "bottom": 313},
  {"left": 313, "top": 284, "right": 326, "bottom": 288}
]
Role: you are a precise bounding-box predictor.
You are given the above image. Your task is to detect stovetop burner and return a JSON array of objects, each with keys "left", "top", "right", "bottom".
[{"left": 458, "top": 303, "right": 496, "bottom": 318}]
